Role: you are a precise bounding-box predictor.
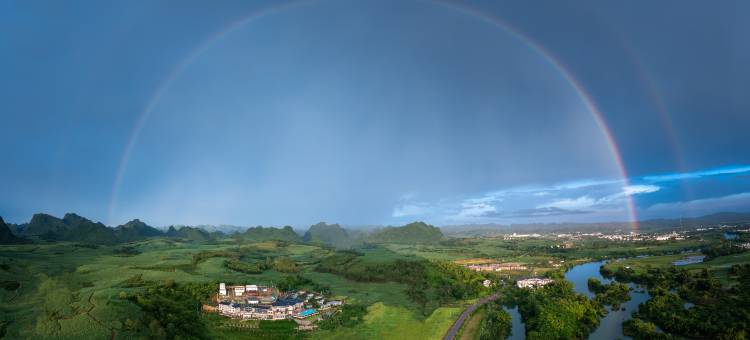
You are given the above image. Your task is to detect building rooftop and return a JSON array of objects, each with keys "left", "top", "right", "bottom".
[{"left": 273, "top": 298, "right": 302, "bottom": 307}]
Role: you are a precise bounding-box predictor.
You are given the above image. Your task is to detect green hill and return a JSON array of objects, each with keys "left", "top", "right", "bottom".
[
  {"left": 0, "top": 216, "right": 24, "bottom": 244},
  {"left": 303, "top": 222, "right": 355, "bottom": 248},
  {"left": 165, "top": 226, "right": 213, "bottom": 242},
  {"left": 236, "top": 226, "right": 302, "bottom": 242},
  {"left": 23, "top": 213, "right": 68, "bottom": 237},
  {"left": 114, "top": 219, "right": 163, "bottom": 242},
  {"left": 22, "top": 213, "right": 118, "bottom": 244},
  {"left": 367, "top": 221, "right": 444, "bottom": 244}
]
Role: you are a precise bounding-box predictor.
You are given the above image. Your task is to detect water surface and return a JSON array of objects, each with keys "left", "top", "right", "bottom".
[
  {"left": 564, "top": 260, "right": 651, "bottom": 340},
  {"left": 673, "top": 255, "right": 705, "bottom": 266},
  {"left": 503, "top": 306, "right": 526, "bottom": 340}
]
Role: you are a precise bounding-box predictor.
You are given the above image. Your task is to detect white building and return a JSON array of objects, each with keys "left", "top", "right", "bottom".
[{"left": 517, "top": 278, "right": 554, "bottom": 289}]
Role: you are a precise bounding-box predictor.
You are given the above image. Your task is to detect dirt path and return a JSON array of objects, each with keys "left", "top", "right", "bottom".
[
  {"left": 84, "top": 291, "right": 117, "bottom": 340},
  {"left": 443, "top": 293, "right": 500, "bottom": 340}
]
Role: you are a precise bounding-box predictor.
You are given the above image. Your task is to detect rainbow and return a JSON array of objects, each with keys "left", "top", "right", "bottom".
[
  {"left": 620, "top": 40, "right": 693, "bottom": 206},
  {"left": 108, "top": 0, "right": 639, "bottom": 232}
]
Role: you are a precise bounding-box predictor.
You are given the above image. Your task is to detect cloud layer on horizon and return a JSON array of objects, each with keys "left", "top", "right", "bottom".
[{"left": 392, "top": 164, "right": 750, "bottom": 224}]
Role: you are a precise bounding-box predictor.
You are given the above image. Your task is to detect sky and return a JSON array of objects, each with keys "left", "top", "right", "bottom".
[{"left": 1, "top": 0, "right": 748, "bottom": 227}]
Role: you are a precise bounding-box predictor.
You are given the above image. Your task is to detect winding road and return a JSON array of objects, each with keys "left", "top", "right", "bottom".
[{"left": 443, "top": 293, "right": 500, "bottom": 340}]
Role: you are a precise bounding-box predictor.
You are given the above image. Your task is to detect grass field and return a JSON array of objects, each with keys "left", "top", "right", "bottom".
[
  {"left": 312, "top": 302, "right": 463, "bottom": 340},
  {"left": 457, "top": 305, "right": 486, "bottom": 340},
  {"left": 0, "top": 230, "right": 742, "bottom": 339},
  {"left": 0, "top": 239, "right": 471, "bottom": 339},
  {"left": 600, "top": 250, "right": 750, "bottom": 286}
]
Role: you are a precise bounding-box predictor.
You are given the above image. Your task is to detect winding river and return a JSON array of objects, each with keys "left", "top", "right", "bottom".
[
  {"left": 502, "top": 306, "right": 525, "bottom": 340},
  {"left": 564, "top": 261, "right": 651, "bottom": 340}
]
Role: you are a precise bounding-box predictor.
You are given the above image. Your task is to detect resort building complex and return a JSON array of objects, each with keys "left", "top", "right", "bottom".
[{"left": 213, "top": 283, "right": 342, "bottom": 321}]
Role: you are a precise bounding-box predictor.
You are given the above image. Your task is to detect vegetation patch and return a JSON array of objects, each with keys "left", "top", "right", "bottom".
[{"left": 514, "top": 281, "right": 602, "bottom": 339}]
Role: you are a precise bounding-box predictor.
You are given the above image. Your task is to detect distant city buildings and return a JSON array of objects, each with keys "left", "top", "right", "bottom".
[
  {"left": 465, "top": 262, "right": 528, "bottom": 272},
  {"left": 503, "top": 233, "right": 542, "bottom": 240}
]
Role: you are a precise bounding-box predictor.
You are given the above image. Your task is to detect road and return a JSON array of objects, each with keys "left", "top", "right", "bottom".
[{"left": 443, "top": 293, "right": 501, "bottom": 340}]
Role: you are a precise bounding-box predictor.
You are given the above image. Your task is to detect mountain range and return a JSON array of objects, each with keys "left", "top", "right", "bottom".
[
  {"left": 2, "top": 211, "right": 748, "bottom": 246},
  {"left": 0, "top": 212, "right": 449, "bottom": 247}
]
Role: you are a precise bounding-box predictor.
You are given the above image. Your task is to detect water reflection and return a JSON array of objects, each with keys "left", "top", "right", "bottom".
[
  {"left": 673, "top": 255, "right": 705, "bottom": 266},
  {"left": 564, "top": 261, "right": 651, "bottom": 340},
  {"left": 725, "top": 232, "right": 739, "bottom": 240},
  {"left": 503, "top": 306, "right": 526, "bottom": 340}
]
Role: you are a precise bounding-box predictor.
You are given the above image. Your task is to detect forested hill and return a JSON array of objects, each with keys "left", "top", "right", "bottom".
[
  {"left": 23, "top": 213, "right": 119, "bottom": 244},
  {"left": 367, "top": 221, "right": 444, "bottom": 244},
  {"left": 14, "top": 213, "right": 168, "bottom": 244},
  {"left": 165, "top": 226, "right": 213, "bottom": 242},
  {"left": 303, "top": 222, "right": 355, "bottom": 248},
  {"left": 1, "top": 213, "right": 448, "bottom": 246},
  {"left": 0, "top": 216, "right": 24, "bottom": 244},
  {"left": 114, "top": 219, "right": 163, "bottom": 243},
  {"left": 234, "top": 226, "right": 302, "bottom": 242}
]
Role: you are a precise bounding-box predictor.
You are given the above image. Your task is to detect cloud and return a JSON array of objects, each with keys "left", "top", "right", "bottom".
[
  {"left": 643, "top": 165, "right": 750, "bottom": 182},
  {"left": 454, "top": 202, "right": 497, "bottom": 219},
  {"left": 536, "top": 185, "right": 660, "bottom": 212},
  {"left": 623, "top": 185, "right": 660, "bottom": 195},
  {"left": 551, "top": 179, "right": 623, "bottom": 190},
  {"left": 392, "top": 204, "right": 431, "bottom": 217},
  {"left": 647, "top": 192, "right": 750, "bottom": 215},
  {"left": 390, "top": 164, "right": 749, "bottom": 224},
  {"left": 538, "top": 196, "right": 596, "bottom": 210}
]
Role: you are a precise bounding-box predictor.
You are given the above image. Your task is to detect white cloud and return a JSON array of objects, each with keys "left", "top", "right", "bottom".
[
  {"left": 538, "top": 196, "right": 596, "bottom": 210},
  {"left": 392, "top": 204, "right": 430, "bottom": 217},
  {"left": 454, "top": 202, "right": 497, "bottom": 219},
  {"left": 390, "top": 164, "right": 747, "bottom": 224},
  {"left": 643, "top": 165, "right": 750, "bottom": 182},
  {"left": 551, "top": 179, "right": 623, "bottom": 190},
  {"left": 623, "top": 185, "right": 660, "bottom": 195},
  {"left": 647, "top": 192, "right": 750, "bottom": 215}
]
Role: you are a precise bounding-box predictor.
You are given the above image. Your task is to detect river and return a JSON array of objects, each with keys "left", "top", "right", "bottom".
[
  {"left": 502, "top": 306, "right": 525, "bottom": 340},
  {"left": 725, "top": 232, "right": 739, "bottom": 240},
  {"left": 564, "top": 260, "right": 651, "bottom": 340}
]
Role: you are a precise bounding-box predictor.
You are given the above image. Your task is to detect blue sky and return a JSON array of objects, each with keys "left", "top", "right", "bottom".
[{"left": 1, "top": 0, "right": 748, "bottom": 226}]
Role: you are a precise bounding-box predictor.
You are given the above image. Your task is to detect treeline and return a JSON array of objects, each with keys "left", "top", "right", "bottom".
[
  {"left": 124, "top": 280, "right": 215, "bottom": 339},
  {"left": 315, "top": 250, "right": 486, "bottom": 314},
  {"left": 587, "top": 278, "right": 631, "bottom": 309},
  {"left": 513, "top": 281, "right": 602, "bottom": 340},
  {"left": 318, "top": 304, "right": 368, "bottom": 330},
  {"left": 276, "top": 274, "right": 331, "bottom": 295},
  {"left": 477, "top": 300, "right": 512, "bottom": 340},
  {"left": 191, "top": 249, "right": 299, "bottom": 274},
  {"left": 605, "top": 264, "right": 750, "bottom": 339},
  {"left": 224, "top": 257, "right": 299, "bottom": 274},
  {"left": 701, "top": 241, "right": 748, "bottom": 260}
]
